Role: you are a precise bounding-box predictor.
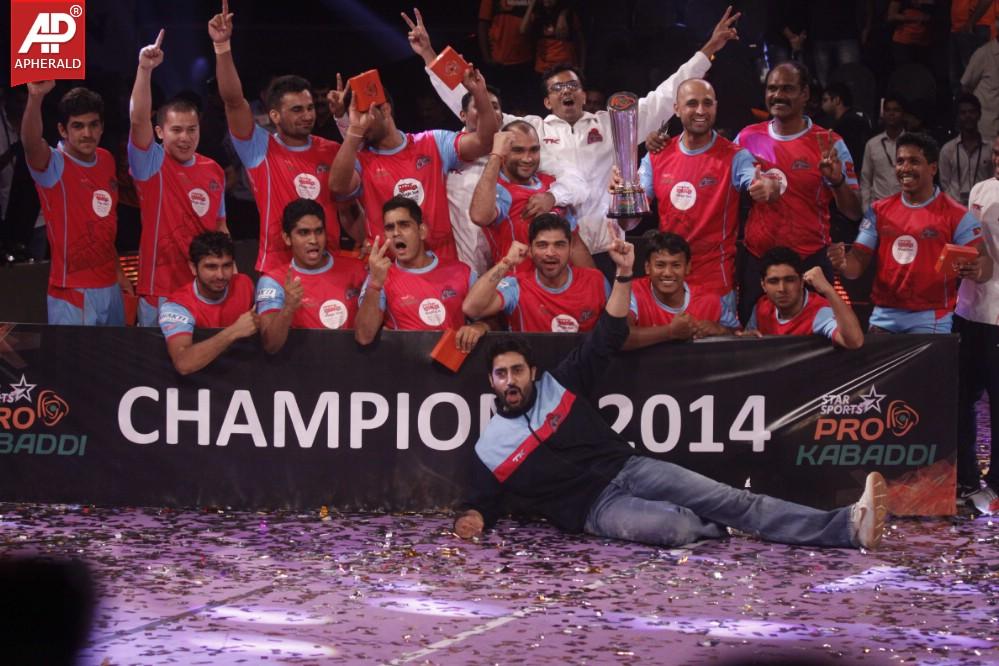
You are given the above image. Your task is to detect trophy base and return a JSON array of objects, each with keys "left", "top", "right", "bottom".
[{"left": 607, "top": 190, "right": 650, "bottom": 219}]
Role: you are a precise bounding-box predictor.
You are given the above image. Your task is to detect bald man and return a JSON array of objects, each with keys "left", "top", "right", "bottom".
[{"left": 638, "top": 78, "right": 780, "bottom": 318}]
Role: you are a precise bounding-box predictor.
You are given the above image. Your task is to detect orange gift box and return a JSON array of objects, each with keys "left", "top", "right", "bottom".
[
  {"left": 430, "top": 328, "right": 470, "bottom": 372},
  {"left": 348, "top": 69, "right": 386, "bottom": 112},
  {"left": 429, "top": 46, "right": 471, "bottom": 90},
  {"left": 934, "top": 243, "right": 979, "bottom": 277}
]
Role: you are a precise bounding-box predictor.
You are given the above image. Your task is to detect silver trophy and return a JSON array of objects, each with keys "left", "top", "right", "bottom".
[{"left": 607, "top": 91, "right": 649, "bottom": 226}]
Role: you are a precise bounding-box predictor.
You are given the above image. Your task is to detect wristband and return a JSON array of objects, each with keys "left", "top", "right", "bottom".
[
  {"left": 347, "top": 130, "right": 365, "bottom": 139},
  {"left": 614, "top": 274, "right": 634, "bottom": 283},
  {"left": 213, "top": 40, "right": 231, "bottom": 55},
  {"left": 488, "top": 153, "right": 504, "bottom": 161},
  {"left": 823, "top": 175, "right": 845, "bottom": 188}
]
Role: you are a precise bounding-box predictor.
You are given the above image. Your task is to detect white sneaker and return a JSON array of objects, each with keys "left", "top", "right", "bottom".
[
  {"left": 850, "top": 472, "right": 888, "bottom": 549},
  {"left": 964, "top": 486, "right": 999, "bottom": 516}
]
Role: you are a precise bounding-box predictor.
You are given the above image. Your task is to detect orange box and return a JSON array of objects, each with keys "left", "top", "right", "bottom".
[
  {"left": 430, "top": 46, "right": 471, "bottom": 90},
  {"left": 934, "top": 243, "right": 979, "bottom": 276},
  {"left": 430, "top": 329, "right": 470, "bottom": 372},
  {"left": 348, "top": 69, "right": 387, "bottom": 112}
]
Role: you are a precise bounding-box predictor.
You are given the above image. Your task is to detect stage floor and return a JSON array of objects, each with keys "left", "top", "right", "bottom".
[{"left": 1, "top": 405, "right": 996, "bottom": 665}]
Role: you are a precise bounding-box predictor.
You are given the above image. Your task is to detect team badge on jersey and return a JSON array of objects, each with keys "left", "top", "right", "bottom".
[
  {"left": 418, "top": 298, "right": 446, "bottom": 326},
  {"left": 551, "top": 314, "right": 579, "bottom": 332},
  {"left": 763, "top": 168, "right": 788, "bottom": 195},
  {"left": 669, "top": 181, "right": 697, "bottom": 210},
  {"left": 92, "top": 189, "right": 112, "bottom": 217},
  {"left": 395, "top": 178, "right": 426, "bottom": 205},
  {"left": 891, "top": 235, "right": 918, "bottom": 264},
  {"left": 294, "top": 173, "right": 321, "bottom": 199},
  {"left": 188, "top": 188, "right": 210, "bottom": 217},
  {"left": 319, "top": 299, "right": 348, "bottom": 329},
  {"left": 586, "top": 128, "right": 603, "bottom": 144}
]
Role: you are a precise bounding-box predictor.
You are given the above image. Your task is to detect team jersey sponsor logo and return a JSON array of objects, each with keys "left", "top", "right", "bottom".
[
  {"left": 257, "top": 287, "right": 279, "bottom": 301},
  {"left": 543, "top": 137, "right": 560, "bottom": 145},
  {"left": 669, "top": 181, "right": 697, "bottom": 211},
  {"left": 891, "top": 234, "right": 918, "bottom": 264},
  {"left": 791, "top": 159, "right": 810, "bottom": 171},
  {"left": 415, "top": 155, "right": 431, "bottom": 170},
  {"left": 293, "top": 173, "right": 322, "bottom": 199},
  {"left": 550, "top": 314, "right": 579, "bottom": 332},
  {"left": 579, "top": 309, "right": 595, "bottom": 322},
  {"left": 159, "top": 311, "right": 191, "bottom": 325},
  {"left": 318, "top": 299, "right": 348, "bottom": 329},
  {"left": 418, "top": 298, "right": 446, "bottom": 326},
  {"left": 586, "top": 128, "right": 603, "bottom": 144},
  {"left": 698, "top": 176, "right": 718, "bottom": 188},
  {"left": 91, "top": 189, "right": 112, "bottom": 217},
  {"left": 394, "top": 178, "right": 426, "bottom": 205},
  {"left": 441, "top": 287, "right": 457, "bottom": 300},
  {"left": 316, "top": 164, "right": 329, "bottom": 174},
  {"left": 188, "top": 188, "right": 210, "bottom": 217},
  {"left": 764, "top": 168, "right": 788, "bottom": 195},
  {"left": 920, "top": 228, "right": 938, "bottom": 240}
]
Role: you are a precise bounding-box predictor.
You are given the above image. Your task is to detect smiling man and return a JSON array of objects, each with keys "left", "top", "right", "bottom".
[
  {"left": 463, "top": 215, "right": 609, "bottom": 333},
  {"left": 829, "top": 133, "right": 988, "bottom": 334},
  {"left": 354, "top": 196, "right": 487, "bottom": 352},
  {"left": 22, "top": 82, "right": 133, "bottom": 326},
  {"left": 454, "top": 234, "right": 888, "bottom": 551},
  {"left": 158, "top": 231, "right": 257, "bottom": 375},
  {"left": 129, "top": 29, "right": 228, "bottom": 327},
  {"left": 256, "top": 199, "right": 367, "bottom": 353},
  {"left": 624, "top": 231, "right": 739, "bottom": 349},
  {"left": 735, "top": 62, "right": 862, "bottom": 324}
]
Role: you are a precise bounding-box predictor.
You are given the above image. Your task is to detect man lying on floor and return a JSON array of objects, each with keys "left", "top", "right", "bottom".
[{"left": 453, "top": 230, "right": 888, "bottom": 550}]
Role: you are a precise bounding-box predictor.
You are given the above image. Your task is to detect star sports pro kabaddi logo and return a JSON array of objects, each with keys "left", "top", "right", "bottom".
[
  {"left": 10, "top": 1, "right": 87, "bottom": 86},
  {"left": 0, "top": 374, "right": 88, "bottom": 457}
]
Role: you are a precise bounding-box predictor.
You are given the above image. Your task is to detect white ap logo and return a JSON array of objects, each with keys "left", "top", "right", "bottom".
[{"left": 18, "top": 13, "right": 77, "bottom": 54}]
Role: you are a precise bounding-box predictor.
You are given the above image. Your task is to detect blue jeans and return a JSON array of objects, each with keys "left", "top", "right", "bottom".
[{"left": 584, "top": 456, "right": 854, "bottom": 548}]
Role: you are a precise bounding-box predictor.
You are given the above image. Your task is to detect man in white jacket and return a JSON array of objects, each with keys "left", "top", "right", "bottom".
[{"left": 402, "top": 7, "right": 740, "bottom": 271}]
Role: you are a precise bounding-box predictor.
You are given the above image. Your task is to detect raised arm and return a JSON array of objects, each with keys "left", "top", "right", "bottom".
[
  {"left": 130, "top": 29, "right": 165, "bottom": 149},
  {"left": 469, "top": 131, "right": 510, "bottom": 227},
  {"left": 803, "top": 267, "right": 864, "bottom": 349},
  {"left": 463, "top": 242, "right": 527, "bottom": 320},
  {"left": 456, "top": 67, "right": 499, "bottom": 162},
  {"left": 820, "top": 141, "right": 862, "bottom": 221},
  {"left": 354, "top": 236, "right": 392, "bottom": 346},
  {"left": 209, "top": 0, "right": 254, "bottom": 139},
  {"left": 21, "top": 81, "right": 55, "bottom": 172},
  {"left": 258, "top": 269, "right": 303, "bottom": 354},
  {"left": 166, "top": 310, "right": 258, "bottom": 375},
  {"left": 328, "top": 95, "right": 370, "bottom": 198}
]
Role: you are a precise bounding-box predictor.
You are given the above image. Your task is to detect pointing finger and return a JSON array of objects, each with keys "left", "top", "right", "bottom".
[
  {"left": 154, "top": 28, "right": 165, "bottom": 48},
  {"left": 222, "top": 0, "right": 229, "bottom": 17},
  {"left": 401, "top": 11, "right": 416, "bottom": 30},
  {"left": 415, "top": 7, "right": 425, "bottom": 27},
  {"left": 336, "top": 72, "right": 343, "bottom": 92}
]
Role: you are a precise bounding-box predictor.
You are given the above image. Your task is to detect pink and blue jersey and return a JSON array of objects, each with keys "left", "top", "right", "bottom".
[
  {"left": 496, "top": 266, "right": 608, "bottom": 332},
  {"left": 630, "top": 277, "right": 738, "bottom": 328},
  {"left": 359, "top": 253, "right": 474, "bottom": 330},
  {"left": 158, "top": 273, "right": 255, "bottom": 338},
  {"left": 736, "top": 118, "right": 858, "bottom": 258},
  {"left": 749, "top": 290, "right": 838, "bottom": 339},
  {"left": 128, "top": 137, "right": 226, "bottom": 298},
  {"left": 854, "top": 189, "right": 982, "bottom": 332},
  {"left": 232, "top": 125, "right": 344, "bottom": 272},
  {"left": 639, "top": 131, "right": 756, "bottom": 296},
  {"left": 29, "top": 144, "right": 119, "bottom": 289},
  {"left": 355, "top": 131, "right": 464, "bottom": 262},
  {"left": 488, "top": 171, "right": 568, "bottom": 271},
  {"left": 255, "top": 254, "right": 367, "bottom": 330}
]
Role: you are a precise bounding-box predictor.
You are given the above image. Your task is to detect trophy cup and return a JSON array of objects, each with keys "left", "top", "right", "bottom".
[{"left": 607, "top": 91, "right": 649, "bottom": 228}]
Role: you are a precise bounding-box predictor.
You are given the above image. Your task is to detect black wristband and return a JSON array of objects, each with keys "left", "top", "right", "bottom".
[{"left": 614, "top": 274, "right": 634, "bottom": 283}]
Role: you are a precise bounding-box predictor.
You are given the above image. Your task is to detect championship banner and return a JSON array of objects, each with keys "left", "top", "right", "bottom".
[{"left": 0, "top": 323, "right": 957, "bottom": 515}]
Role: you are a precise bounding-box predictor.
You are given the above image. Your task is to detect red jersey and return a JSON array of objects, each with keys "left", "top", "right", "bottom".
[
  {"left": 158, "top": 273, "right": 255, "bottom": 338},
  {"left": 854, "top": 190, "right": 983, "bottom": 311},
  {"left": 128, "top": 139, "right": 226, "bottom": 297},
  {"left": 497, "top": 266, "right": 608, "bottom": 332},
  {"left": 751, "top": 291, "right": 838, "bottom": 339},
  {"left": 631, "top": 277, "right": 722, "bottom": 326},
  {"left": 29, "top": 145, "right": 119, "bottom": 289},
  {"left": 641, "top": 132, "right": 755, "bottom": 295},
  {"left": 357, "top": 130, "right": 463, "bottom": 262},
  {"left": 487, "top": 171, "right": 558, "bottom": 270},
  {"left": 364, "top": 253, "right": 473, "bottom": 330},
  {"left": 256, "top": 254, "right": 367, "bottom": 330},
  {"left": 231, "top": 125, "right": 343, "bottom": 273},
  {"left": 735, "top": 119, "right": 858, "bottom": 258}
]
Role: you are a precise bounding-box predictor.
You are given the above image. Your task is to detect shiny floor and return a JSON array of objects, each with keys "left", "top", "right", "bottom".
[{"left": 1, "top": 407, "right": 996, "bottom": 665}]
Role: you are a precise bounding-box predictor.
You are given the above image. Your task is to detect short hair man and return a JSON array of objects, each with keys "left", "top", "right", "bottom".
[
  {"left": 939, "top": 93, "right": 992, "bottom": 206},
  {"left": 158, "top": 231, "right": 257, "bottom": 375},
  {"left": 454, "top": 235, "right": 887, "bottom": 551},
  {"left": 624, "top": 231, "right": 739, "bottom": 349},
  {"left": 829, "top": 133, "right": 988, "bottom": 334},
  {"left": 355, "top": 197, "right": 487, "bottom": 352},
  {"left": 860, "top": 93, "right": 906, "bottom": 210},
  {"left": 745, "top": 247, "right": 864, "bottom": 348},
  {"left": 209, "top": 1, "right": 363, "bottom": 272},
  {"left": 328, "top": 65, "right": 499, "bottom": 265},
  {"left": 735, "top": 62, "right": 862, "bottom": 324},
  {"left": 469, "top": 120, "right": 588, "bottom": 271},
  {"left": 638, "top": 78, "right": 779, "bottom": 310},
  {"left": 955, "top": 135, "right": 999, "bottom": 514},
  {"left": 22, "top": 83, "right": 133, "bottom": 325},
  {"left": 463, "top": 214, "right": 609, "bottom": 332},
  {"left": 255, "top": 199, "right": 367, "bottom": 353},
  {"left": 410, "top": 7, "right": 739, "bottom": 269},
  {"left": 820, "top": 82, "right": 872, "bottom": 172},
  {"left": 129, "top": 30, "right": 229, "bottom": 327}
]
